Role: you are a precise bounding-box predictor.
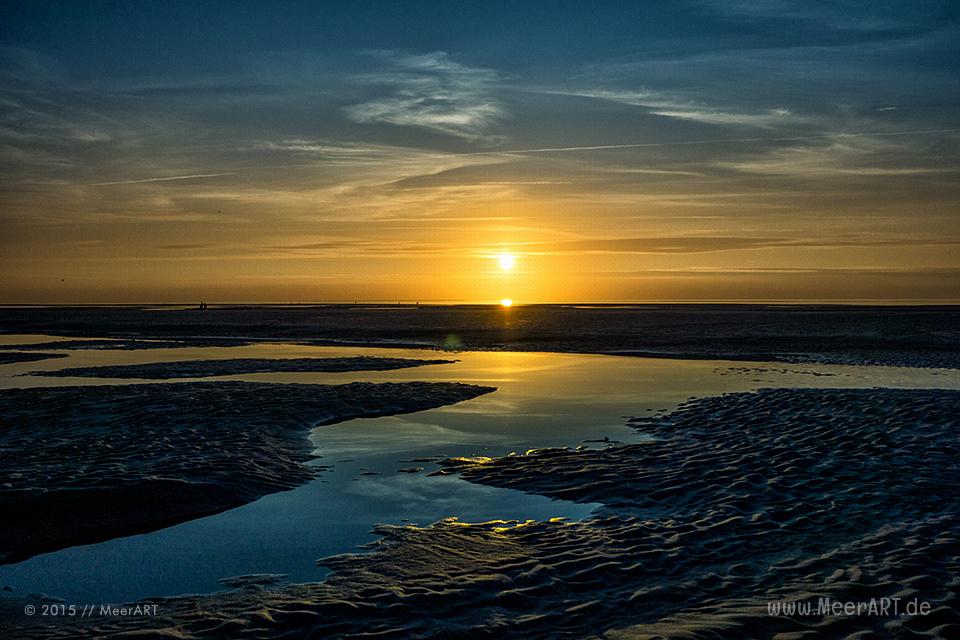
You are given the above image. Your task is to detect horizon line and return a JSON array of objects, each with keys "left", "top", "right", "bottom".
[{"left": 2, "top": 299, "right": 959, "bottom": 308}]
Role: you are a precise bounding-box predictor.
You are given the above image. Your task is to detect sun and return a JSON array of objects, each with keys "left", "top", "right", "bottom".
[
  {"left": 497, "top": 253, "right": 515, "bottom": 271},
  {"left": 500, "top": 298, "right": 513, "bottom": 308}
]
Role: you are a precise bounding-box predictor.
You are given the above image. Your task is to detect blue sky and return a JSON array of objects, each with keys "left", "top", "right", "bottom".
[{"left": 1, "top": 1, "right": 958, "bottom": 302}]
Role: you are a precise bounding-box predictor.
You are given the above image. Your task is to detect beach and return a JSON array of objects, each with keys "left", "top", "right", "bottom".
[
  {"left": 3, "top": 384, "right": 957, "bottom": 638},
  {"left": 0, "top": 306, "right": 958, "bottom": 638},
  {"left": 2, "top": 304, "right": 958, "bottom": 369},
  {"left": 0, "top": 378, "right": 493, "bottom": 563}
]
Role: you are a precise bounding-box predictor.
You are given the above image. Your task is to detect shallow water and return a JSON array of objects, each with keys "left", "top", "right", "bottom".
[{"left": 0, "top": 337, "right": 958, "bottom": 602}]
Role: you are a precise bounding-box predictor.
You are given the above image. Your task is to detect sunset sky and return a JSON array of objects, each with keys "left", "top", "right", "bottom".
[{"left": 1, "top": 1, "right": 958, "bottom": 303}]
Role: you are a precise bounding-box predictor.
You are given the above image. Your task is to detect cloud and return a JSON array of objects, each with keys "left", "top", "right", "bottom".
[
  {"left": 512, "top": 234, "right": 960, "bottom": 255},
  {"left": 453, "top": 128, "right": 960, "bottom": 156},
  {"left": 693, "top": 0, "right": 948, "bottom": 33},
  {"left": 93, "top": 173, "right": 236, "bottom": 186},
  {"left": 597, "top": 266, "right": 960, "bottom": 278},
  {"left": 344, "top": 51, "right": 504, "bottom": 140},
  {"left": 650, "top": 107, "right": 796, "bottom": 127},
  {"left": 521, "top": 237, "right": 775, "bottom": 254},
  {"left": 549, "top": 88, "right": 804, "bottom": 128},
  {"left": 258, "top": 139, "right": 468, "bottom": 167},
  {"left": 719, "top": 134, "right": 960, "bottom": 177},
  {"left": 155, "top": 243, "right": 214, "bottom": 250}
]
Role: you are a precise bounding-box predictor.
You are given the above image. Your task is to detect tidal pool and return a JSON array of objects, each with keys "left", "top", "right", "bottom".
[{"left": 0, "top": 337, "right": 957, "bottom": 602}]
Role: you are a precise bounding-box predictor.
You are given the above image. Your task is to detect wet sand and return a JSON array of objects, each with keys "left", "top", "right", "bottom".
[
  {"left": 0, "top": 353, "right": 66, "bottom": 365},
  {"left": 3, "top": 339, "right": 252, "bottom": 351},
  {"left": 0, "top": 381, "right": 493, "bottom": 564},
  {"left": 2, "top": 304, "right": 958, "bottom": 368},
  {"left": 26, "top": 356, "right": 455, "bottom": 379},
  {"left": 6, "top": 387, "right": 957, "bottom": 638}
]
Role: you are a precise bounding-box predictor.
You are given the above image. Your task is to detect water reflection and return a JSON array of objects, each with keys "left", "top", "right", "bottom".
[{"left": 0, "top": 336, "right": 958, "bottom": 602}]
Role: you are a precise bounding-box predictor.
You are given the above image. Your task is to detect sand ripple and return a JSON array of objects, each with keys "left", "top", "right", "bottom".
[
  {"left": 4, "top": 388, "right": 958, "bottom": 638},
  {"left": 0, "top": 381, "right": 493, "bottom": 563}
]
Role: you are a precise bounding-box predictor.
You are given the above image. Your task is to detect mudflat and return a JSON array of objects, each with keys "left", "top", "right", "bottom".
[
  {"left": 7, "top": 387, "right": 957, "bottom": 639},
  {"left": 2, "top": 304, "right": 958, "bottom": 368},
  {"left": 0, "top": 380, "right": 494, "bottom": 564},
  {"left": 26, "top": 356, "right": 455, "bottom": 379}
]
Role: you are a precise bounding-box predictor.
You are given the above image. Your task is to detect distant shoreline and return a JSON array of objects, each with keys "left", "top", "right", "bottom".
[
  {"left": 1, "top": 301, "right": 959, "bottom": 308},
  {"left": 2, "top": 304, "right": 958, "bottom": 369}
]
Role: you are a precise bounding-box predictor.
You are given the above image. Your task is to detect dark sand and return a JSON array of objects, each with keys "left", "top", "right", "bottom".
[
  {"left": 0, "top": 381, "right": 493, "bottom": 564},
  {"left": 2, "top": 304, "right": 958, "bottom": 368},
  {"left": 27, "top": 356, "right": 455, "bottom": 379},
  {"left": 0, "top": 352, "right": 67, "bottom": 365},
  {"left": 6, "top": 387, "right": 957, "bottom": 638},
  {"left": 2, "top": 338, "right": 252, "bottom": 351}
]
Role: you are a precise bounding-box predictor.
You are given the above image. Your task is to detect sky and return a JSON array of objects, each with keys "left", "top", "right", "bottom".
[{"left": 1, "top": 0, "right": 958, "bottom": 303}]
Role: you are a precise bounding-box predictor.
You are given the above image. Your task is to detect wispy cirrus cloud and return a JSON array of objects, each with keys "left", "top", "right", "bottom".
[
  {"left": 547, "top": 88, "right": 804, "bottom": 129},
  {"left": 694, "top": 0, "right": 948, "bottom": 33},
  {"left": 93, "top": 173, "right": 236, "bottom": 186},
  {"left": 595, "top": 266, "right": 960, "bottom": 277},
  {"left": 509, "top": 234, "right": 960, "bottom": 256},
  {"left": 344, "top": 51, "right": 504, "bottom": 140},
  {"left": 719, "top": 134, "right": 960, "bottom": 177}
]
